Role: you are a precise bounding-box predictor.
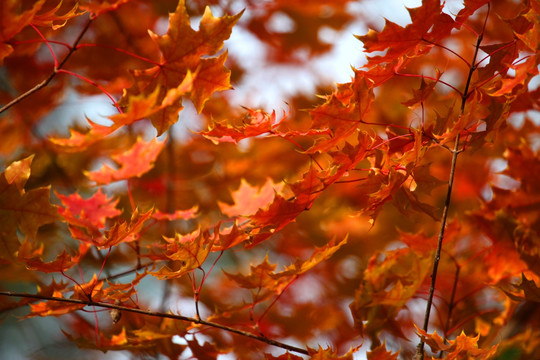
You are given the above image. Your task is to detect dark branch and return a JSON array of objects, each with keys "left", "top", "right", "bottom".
[{"left": 0, "top": 290, "right": 309, "bottom": 356}]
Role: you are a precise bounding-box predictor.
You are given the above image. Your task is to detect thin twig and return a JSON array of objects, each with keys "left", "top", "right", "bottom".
[
  {"left": 438, "top": 262, "right": 460, "bottom": 358},
  {"left": 0, "top": 18, "right": 94, "bottom": 115},
  {"left": 415, "top": 4, "right": 488, "bottom": 359},
  {"left": 0, "top": 291, "right": 309, "bottom": 356}
]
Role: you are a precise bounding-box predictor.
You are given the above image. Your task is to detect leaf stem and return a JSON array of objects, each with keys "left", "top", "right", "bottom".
[{"left": 0, "top": 291, "right": 310, "bottom": 356}]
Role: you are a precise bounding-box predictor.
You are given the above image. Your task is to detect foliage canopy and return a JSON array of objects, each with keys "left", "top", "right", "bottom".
[{"left": 1, "top": 0, "right": 539, "bottom": 359}]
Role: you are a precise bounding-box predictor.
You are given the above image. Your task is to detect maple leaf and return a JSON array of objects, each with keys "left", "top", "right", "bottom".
[
  {"left": 0, "top": 0, "right": 46, "bottom": 64},
  {"left": 91, "top": 271, "right": 147, "bottom": 303},
  {"left": 219, "top": 178, "right": 284, "bottom": 217},
  {"left": 505, "top": 5, "right": 540, "bottom": 52},
  {"left": 63, "top": 327, "right": 140, "bottom": 351},
  {"left": 49, "top": 118, "right": 115, "bottom": 152},
  {"left": 68, "top": 208, "right": 152, "bottom": 248},
  {"left": 367, "top": 344, "right": 400, "bottom": 360},
  {"left": 152, "top": 206, "right": 199, "bottom": 221},
  {"left": 101, "top": 208, "right": 153, "bottom": 248},
  {"left": 490, "top": 55, "right": 538, "bottom": 97},
  {"left": 307, "top": 345, "right": 356, "bottom": 360},
  {"left": 246, "top": 167, "right": 325, "bottom": 243},
  {"left": 210, "top": 222, "right": 250, "bottom": 251},
  {"left": 264, "top": 352, "right": 304, "bottom": 360},
  {"left": 398, "top": 221, "right": 459, "bottom": 254},
  {"left": 4, "top": 154, "right": 34, "bottom": 193},
  {"left": 56, "top": 188, "right": 122, "bottom": 229},
  {"left": 111, "top": 70, "right": 195, "bottom": 135},
  {"left": 504, "top": 273, "right": 540, "bottom": 303},
  {"left": 86, "top": 137, "right": 165, "bottom": 184},
  {"left": 17, "top": 238, "right": 89, "bottom": 273},
  {"left": 28, "top": 293, "right": 86, "bottom": 318},
  {"left": 306, "top": 74, "right": 374, "bottom": 154},
  {"left": 350, "top": 248, "right": 432, "bottom": 340},
  {"left": 79, "top": 0, "right": 132, "bottom": 16},
  {"left": 274, "top": 236, "right": 348, "bottom": 278},
  {"left": 187, "top": 339, "right": 227, "bottom": 360},
  {"left": 119, "top": 0, "right": 242, "bottom": 134},
  {"left": 32, "top": 1, "right": 84, "bottom": 30},
  {"left": 201, "top": 109, "right": 284, "bottom": 144},
  {"left": 224, "top": 255, "right": 286, "bottom": 300},
  {"left": 151, "top": 228, "right": 214, "bottom": 280},
  {"left": 0, "top": 156, "right": 59, "bottom": 259},
  {"left": 356, "top": 0, "right": 454, "bottom": 65},
  {"left": 401, "top": 72, "right": 441, "bottom": 108},
  {"left": 415, "top": 327, "right": 499, "bottom": 359}
]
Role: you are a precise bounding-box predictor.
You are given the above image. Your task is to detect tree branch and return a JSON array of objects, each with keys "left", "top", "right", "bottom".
[
  {"left": 415, "top": 5, "right": 489, "bottom": 359},
  {"left": 0, "top": 17, "right": 93, "bottom": 115},
  {"left": 0, "top": 290, "right": 309, "bottom": 356}
]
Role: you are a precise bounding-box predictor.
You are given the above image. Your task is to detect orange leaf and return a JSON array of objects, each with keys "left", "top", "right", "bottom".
[
  {"left": 356, "top": 0, "right": 454, "bottom": 65},
  {"left": 56, "top": 188, "right": 121, "bottom": 229},
  {"left": 0, "top": 0, "right": 46, "bottom": 64},
  {"left": 101, "top": 208, "right": 153, "bottom": 248},
  {"left": 120, "top": 0, "right": 242, "bottom": 134},
  {"left": 416, "top": 327, "right": 499, "bottom": 359},
  {"left": 219, "top": 178, "right": 283, "bottom": 217},
  {"left": 79, "top": 0, "right": 132, "bottom": 16},
  {"left": 151, "top": 228, "right": 214, "bottom": 279},
  {"left": 307, "top": 345, "right": 356, "bottom": 359},
  {"left": 86, "top": 137, "right": 165, "bottom": 184},
  {"left": 152, "top": 206, "right": 198, "bottom": 221},
  {"left": 224, "top": 255, "right": 281, "bottom": 290},
  {"left": 17, "top": 238, "right": 89, "bottom": 273},
  {"left": 367, "top": 344, "right": 400, "bottom": 360},
  {"left": 49, "top": 119, "right": 115, "bottom": 152},
  {"left": 275, "top": 236, "right": 348, "bottom": 277},
  {"left": 0, "top": 157, "right": 59, "bottom": 259},
  {"left": 32, "top": 1, "right": 84, "bottom": 30},
  {"left": 4, "top": 154, "right": 34, "bottom": 194}
]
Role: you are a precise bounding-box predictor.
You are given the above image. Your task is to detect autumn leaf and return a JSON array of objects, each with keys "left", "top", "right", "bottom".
[
  {"left": 151, "top": 228, "right": 214, "bottom": 280},
  {"left": 32, "top": 1, "right": 84, "bottom": 30},
  {"left": 367, "top": 344, "right": 399, "bottom": 360},
  {"left": 4, "top": 154, "right": 34, "bottom": 193},
  {"left": 79, "top": 0, "right": 132, "bottom": 16},
  {"left": 219, "top": 178, "right": 284, "bottom": 217},
  {"left": 86, "top": 137, "right": 165, "bottom": 184},
  {"left": 56, "top": 188, "right": 122, "bottom": 229},
  {"left": 152, "top": 206, "right": 198, "bottom": 221},
  {"left": 201, "top": 109, "right": 284, "bottom": 144},
  {"left": 0, "top": 0, "right": 46, "bottom": 64},
  {"left": 356, "top": 0, "right": 454, "bottom": 65},
  {"left": 307, "top": 345, "right": 355, "bottom": 359},
  {"left": 210, "top": 222, "right": 250, "bottom": 251},
  {"left": 28, "top": 293, "right": 85, "bottom": 318},
  {"left": 224, "top": 255, "right": 280, "bottom": 290},
  {"left": 101, "top": 208, "right": 153, "bottom": 248},
  {"left": 401, "top": 72, "right": 441, "bottom": 108},
  {"left": 306, "top": 74, "right": 374, "bottom": 154},
  {"left": 503, "top": 273, "right": 540, "bottom": 303},
  {"left": 350, "top": 247, "right": 432, "bottom": 340},
  {"left": 274, "top": 236, "right": 348, "bottom": 278},
  {"left": 17, "top": 238, "right": 89, "bottom": 273},
  {"left": 264, "top": 352, "right": 304, "bottom": 360},
  {"left": 49, "top": 119, "right": 115, "bottom": 152},
  {"left": 119, "top": 0, "right": 242, "bottom": 134},
  {"left": 2, "top": 0, "right": 540, "bottom": 358},
  {"left": 111, "top": 70, "right": 195, "bottom": 134},
  {"left": 0, "top": 156, "right": 59, "bottom": 258},
  {"left": 415, "top": 327, "right": 499, "bottom": 359}
]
